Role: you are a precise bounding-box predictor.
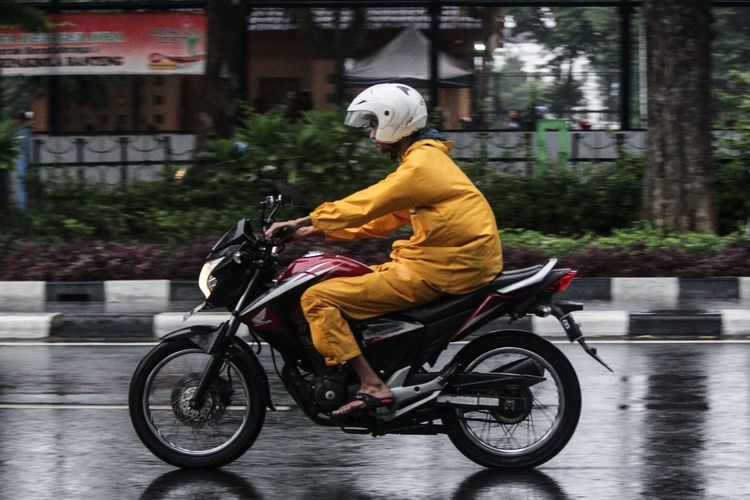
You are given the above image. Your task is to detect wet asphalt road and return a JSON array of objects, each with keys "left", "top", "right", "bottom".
[{"left": 1, "top": 340, "right": 750, "bottom": 500}]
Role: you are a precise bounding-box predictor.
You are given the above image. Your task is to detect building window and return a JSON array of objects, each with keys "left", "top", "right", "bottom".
[
  {"left": 154, "top": 114, "right": 165, "bottom": 125},
  {"left": 153, "top": 76, "right": 164, "bottom": 86},
  {"left": 153, "top": 95, "right": 165, "bottom": 106}
]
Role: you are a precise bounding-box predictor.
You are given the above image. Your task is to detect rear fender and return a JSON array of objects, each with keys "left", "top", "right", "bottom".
[
  {"left": 161, "top": 324, "right": 275, "bottom": 410},
  {"left": 450, "top": 329, "right": 546, "bottom": 368}
]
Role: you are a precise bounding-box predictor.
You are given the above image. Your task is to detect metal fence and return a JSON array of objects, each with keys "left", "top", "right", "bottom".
[
  {"left": 31, "top": 134, "right": 196, "bottom": 184},
  {"left": 29, "top": 130, "right": 650, "bottom": 184}
]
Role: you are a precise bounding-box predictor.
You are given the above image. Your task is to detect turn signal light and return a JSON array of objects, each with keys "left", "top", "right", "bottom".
[{"left": 546, "top": 271, "right": 577, "bottom": 293}]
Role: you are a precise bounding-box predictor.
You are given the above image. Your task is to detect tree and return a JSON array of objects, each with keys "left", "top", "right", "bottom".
[
  {"left": 507, "top": 7, "right": 619, "bottom": 118},
  {"left": 0, "top": 0, "right": 48, "bottom": 31},
  {"left": 0, "top": 0, "right": 49, "bottom": 113},
  {"left": 712, "top": 7, "right": 750, "bottom": 126},
  {"left": 642, "top": 0, "right": 716, "bottom": 233},
  {"left": 199, "top": 0, "right": 250, "bottom": 143}
]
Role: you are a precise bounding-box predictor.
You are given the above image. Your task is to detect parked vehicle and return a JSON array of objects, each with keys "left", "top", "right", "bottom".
[{"left": 129, "top": 195, "right": 611, "bottom": 469}]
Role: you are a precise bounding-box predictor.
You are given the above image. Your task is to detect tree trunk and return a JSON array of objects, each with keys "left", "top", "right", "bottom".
[
  {"left": 199, "top": 0, "right": 249, "bottom": 144},
  {"left": 642, "top": 0, "right": 716, "bottom": 233}
]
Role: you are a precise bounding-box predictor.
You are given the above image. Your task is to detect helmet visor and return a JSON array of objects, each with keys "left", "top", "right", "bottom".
[{"left": 344, "top": 110, "right": 375, "bottom": 128}]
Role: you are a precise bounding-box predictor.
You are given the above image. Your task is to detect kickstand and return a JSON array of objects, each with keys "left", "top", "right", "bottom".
[{"left": 577, "top": 338, "right": 614, "bottom": 372}]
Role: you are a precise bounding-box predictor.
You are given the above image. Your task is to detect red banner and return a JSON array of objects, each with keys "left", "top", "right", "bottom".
[{"left": 0, "top": 12, "right": 206, "bottom": 75}]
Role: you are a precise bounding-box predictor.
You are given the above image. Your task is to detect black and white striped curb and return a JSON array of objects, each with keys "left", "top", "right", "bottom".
[
  {"left": 0, "top": 280, "right": 204, "bottom": 305},
  {"left": 0, "top": 278, "right": 748, "bottom": 340},
  {"left": 1, "top": 277, "right": 749, "bottom": 304},
  {"left": 1, "top": 309, "right": 749, "bottom": 340}
]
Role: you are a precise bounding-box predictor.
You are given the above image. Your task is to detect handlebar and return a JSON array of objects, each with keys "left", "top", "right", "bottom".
[{"left": 271, "top": 225, "right": 294, "bottom": 241}]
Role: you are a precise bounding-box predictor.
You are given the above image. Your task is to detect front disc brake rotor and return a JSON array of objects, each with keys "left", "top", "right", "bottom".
[{"left": 170, "top": 374, "right": 228, "bottom": 426}]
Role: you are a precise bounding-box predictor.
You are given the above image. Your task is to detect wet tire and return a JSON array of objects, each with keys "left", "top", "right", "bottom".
[
  {"left": 129, "top": 339, "right": 266, "bottom": 468},
  {"left": 443, "top": 331, "right": 581, "bottom": 469}
]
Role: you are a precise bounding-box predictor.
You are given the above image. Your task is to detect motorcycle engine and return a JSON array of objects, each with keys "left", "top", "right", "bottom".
[{"left": 312, "top": 375, "right": 348, "bottom": 412}]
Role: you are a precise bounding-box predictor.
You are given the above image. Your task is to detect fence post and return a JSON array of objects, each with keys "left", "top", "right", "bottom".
[
  {"left": 162, "top": 136, "right": 172, "bottom": 165},
  {"left": 75, "top": 138, "right": 85, "bottom": 181},
  {"left": 32, "top": 138, "right": 42, "bottom": 164},
  {"left": 118, "top": 137, "right": 129, "bottom": 184}
]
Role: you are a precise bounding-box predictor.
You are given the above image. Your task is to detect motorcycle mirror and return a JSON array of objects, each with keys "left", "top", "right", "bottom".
[
  {"left": 262, "top": 196, "right": 275, "bottom": 208},
  {"left": 278, "top": 194, "right": 292, "bottom": 206}
]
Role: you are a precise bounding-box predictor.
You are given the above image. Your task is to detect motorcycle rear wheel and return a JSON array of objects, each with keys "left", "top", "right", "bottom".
[
  {"left": 129, "top": 339, "right": 266, "bottom": 468},
  {"left": 443, "top": 331, "right": 581, "bottom": 469}
]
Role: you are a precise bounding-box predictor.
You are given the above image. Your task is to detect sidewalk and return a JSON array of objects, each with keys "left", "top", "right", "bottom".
[{"left": 0, "top": 278, "right": 749, "bottom": 340}]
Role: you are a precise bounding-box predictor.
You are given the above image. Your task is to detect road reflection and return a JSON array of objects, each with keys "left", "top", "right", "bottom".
[
  {"left": 642, "top": 348, "right": 708, "bottom": 498},
  {"left": 139, "top": 469, "right": 264, "bottom": 500},
  {"left": 451, "top": 468, "right": 570, "bottom": 499},
  {"left": 139, "top": 466, "right": 570, "bottom": 499}
]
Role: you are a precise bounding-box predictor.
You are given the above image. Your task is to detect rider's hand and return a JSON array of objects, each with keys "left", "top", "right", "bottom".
[
  {"left": 294, "top": 225, "right": 317, "bottom": 240},
  {"left": 265, "top": 216, "right": 315, "bottom": 243},
  {"left": 265, "top": 221, "right": 297, "bottom": 242}
]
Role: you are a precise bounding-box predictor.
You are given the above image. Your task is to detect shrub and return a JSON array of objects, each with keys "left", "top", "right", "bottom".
[
  {"left": 0, "top": 113, "right": 19, "bottom": 170},
  {"left": 1, "top": 229, "right": 746, "bottom": 281},
  {"left": 465, "top": 154, "right": 644, "bottom": 235}
]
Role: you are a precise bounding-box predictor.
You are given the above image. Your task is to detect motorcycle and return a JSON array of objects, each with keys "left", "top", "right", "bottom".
[{"left": 128, "top": 195, "right": 611, "bottom": 469}]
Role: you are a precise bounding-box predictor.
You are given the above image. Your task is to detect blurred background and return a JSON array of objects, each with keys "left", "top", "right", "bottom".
[{"left": 0, "top": 1, "right": 748, "bottom": 280}]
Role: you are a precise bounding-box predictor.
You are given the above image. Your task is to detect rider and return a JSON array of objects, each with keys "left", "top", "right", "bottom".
[{"left": 266, "top": 83, "right": 503, "bottom": 417}]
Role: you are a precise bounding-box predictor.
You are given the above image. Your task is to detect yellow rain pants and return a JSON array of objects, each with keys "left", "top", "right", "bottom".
[{"left": 302, "top": 139, "right": 503, "bottom": 366}]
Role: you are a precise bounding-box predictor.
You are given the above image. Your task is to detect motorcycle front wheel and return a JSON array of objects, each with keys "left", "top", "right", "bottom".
[
  {"left": 443, "top": 331, "right": 581, "bottom": 469},
  {"left": 129, "top": 339, "right": 266, "bottom": 468}
]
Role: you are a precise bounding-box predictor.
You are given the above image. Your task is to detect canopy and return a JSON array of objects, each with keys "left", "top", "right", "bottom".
[{"left": 344, "top": 27, "right": 472, "bottom": 88}]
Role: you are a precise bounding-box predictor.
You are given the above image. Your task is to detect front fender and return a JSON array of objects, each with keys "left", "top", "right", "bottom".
[
  {"left": 161, "top": 323, "right": 275, "bottom": 410},
  {"left": 162, "top": 324, "right": 223, "bottom": 352}
]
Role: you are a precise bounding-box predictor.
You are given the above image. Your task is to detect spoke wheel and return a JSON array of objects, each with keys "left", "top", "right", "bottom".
[
  {"left": 129, "top": 339, "right": 265, "bottom": 468},
  {"left": 443, "top": 331, "right": 580, "bottom": 469}
]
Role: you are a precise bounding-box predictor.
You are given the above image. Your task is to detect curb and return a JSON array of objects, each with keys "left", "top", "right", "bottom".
[
  {"left": 0, "top": 277, "right": 749, "bottom": 304},
  {"left": 1, "top": 310, "right": 749, "bottom": 341},
  {"left": 0, "top": 278, "right": 748, "bottom": 340}
]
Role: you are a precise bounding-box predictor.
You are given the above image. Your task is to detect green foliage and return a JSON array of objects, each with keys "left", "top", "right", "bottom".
[
  {"left": 715, "top": 94, "right": 750, "bottom": 234},
  {"left": 8, "top": 108, "right": 392, "bottom": 244},
  {"left": 197, "top": 107, "right": 391, "bottom": 214},
  {"left": 0, "top": 0, "right": 49, "bottom": 30},
  {"left": 0, "top": 113, "right": 19, "bottom": 170},
  {"left": 465, "top": 154, "right": 644, "bottom": 235},
  {"left": 506, "top": 7, "right": 620, "bottom": 114},
  {"left": 6, "top": 106, "right": 749, "bottom": 247},
  {"left": 502, "top": 226, "right": 745, "bottom": 255},
  {"left": 712, "top": 8, "right": 750, "bottom": 126}
]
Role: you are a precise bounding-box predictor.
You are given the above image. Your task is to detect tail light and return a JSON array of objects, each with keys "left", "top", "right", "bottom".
[{"left": 545, "top": 271, "right": 577, "bottom": 293}]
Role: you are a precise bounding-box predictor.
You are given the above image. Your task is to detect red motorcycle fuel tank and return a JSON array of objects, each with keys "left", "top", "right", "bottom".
[
  {"left": 243, "top": 253, "right": 374, "bottom": 334},
  {"left": 278, "top": 252, "right": 373, "bottom": 281}
]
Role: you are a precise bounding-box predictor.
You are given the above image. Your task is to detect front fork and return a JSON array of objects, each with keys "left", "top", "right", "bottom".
[
  {"left": 188, "top": 316, "right": 243, "bottom": 409},
  {"left": 190, "top": 267, "right": 264, "bottom": 409},
  {"left": 546, "top": 300, "right": 614, "bottom": 372}
]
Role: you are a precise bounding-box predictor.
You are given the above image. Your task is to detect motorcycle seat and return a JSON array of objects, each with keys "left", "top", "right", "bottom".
[{"left": 395, "top": 264, "right": 544, "bottom": 324}]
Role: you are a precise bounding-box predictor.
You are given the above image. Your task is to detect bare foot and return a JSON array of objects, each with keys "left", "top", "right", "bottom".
[{"left": 332, "top": 389, "right": 394, "bottom": 417}]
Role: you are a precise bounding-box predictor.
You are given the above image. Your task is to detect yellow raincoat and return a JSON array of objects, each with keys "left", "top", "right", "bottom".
[{"left": 301, "top": 139, "right": 503, "bottom": 365}]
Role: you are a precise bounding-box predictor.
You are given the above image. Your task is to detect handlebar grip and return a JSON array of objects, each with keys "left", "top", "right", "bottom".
[{"left": 271, "top": 225, "right": 294, "bottom": 240}]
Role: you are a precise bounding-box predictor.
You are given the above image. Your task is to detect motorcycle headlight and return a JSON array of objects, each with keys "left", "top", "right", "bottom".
[{"left": 198, "top": 258, "right": 223, "bottom": 298}]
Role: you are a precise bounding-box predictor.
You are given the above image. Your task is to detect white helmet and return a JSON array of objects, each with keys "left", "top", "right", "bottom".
[{"left": 345, "top": 83, "right": 428, "bottom": 144}]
